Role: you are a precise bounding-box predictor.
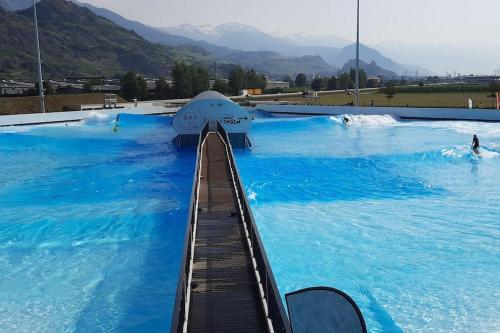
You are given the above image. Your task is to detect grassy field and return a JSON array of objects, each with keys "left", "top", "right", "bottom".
[
  {"left": 257, "top": 90, "right": 497, "bottom": 109},
  {"left": 0, "top": 93, "right": 127, "bottom": 115}
]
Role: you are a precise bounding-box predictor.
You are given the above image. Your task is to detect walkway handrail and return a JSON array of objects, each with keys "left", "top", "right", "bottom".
[
  {"left": 171, "top": 122, "right": 209, "bottom": 333},
  {"left": 217, "top": 122, "right": 292, "bottom": 333}
]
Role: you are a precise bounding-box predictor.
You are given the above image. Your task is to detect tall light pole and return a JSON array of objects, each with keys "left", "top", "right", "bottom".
[
  {"left": 355, "top": 0, "right": 360, "bottom": 107},
  {"left": 33, "top": 0, "right": 45, "bottom": 113}
]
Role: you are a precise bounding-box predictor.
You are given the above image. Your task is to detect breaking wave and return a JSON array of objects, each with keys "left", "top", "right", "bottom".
[
  {"left": 330, "top": 114, "right": 398, "bottom": 126},
  {"left": 441, "top": 145, "right": 500, "bottom": 159},
  {"left": 83, "top": 112, "right": 117, "bottom": 125}
]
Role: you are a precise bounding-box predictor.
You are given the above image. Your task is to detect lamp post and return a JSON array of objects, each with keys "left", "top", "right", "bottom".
[
  {"left": 355, "top": 0, "right": 360, "bottom": 107},
  {"left": 33, "top": 0, "right": 45, "bottom": 113}
]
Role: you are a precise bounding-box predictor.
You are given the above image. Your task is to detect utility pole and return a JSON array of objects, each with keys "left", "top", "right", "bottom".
[
  {"left": 355, "top": 0, "right": 360, "bottom": 107},
  {"left": 33, "top": 0, "right": 45, "bottom": 113}
]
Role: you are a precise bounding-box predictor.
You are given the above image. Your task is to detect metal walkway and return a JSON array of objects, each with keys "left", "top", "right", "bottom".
[
  {"left": 189, "top": 132, "right": 266, "bottom": 332},
  {"left": 171, "top": 123, "right": 290, "bottom": 333}
]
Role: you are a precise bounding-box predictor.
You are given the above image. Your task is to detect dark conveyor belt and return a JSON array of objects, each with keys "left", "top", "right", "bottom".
[{"left": 188, "top": 132, "right": 267, "bottom": 332}]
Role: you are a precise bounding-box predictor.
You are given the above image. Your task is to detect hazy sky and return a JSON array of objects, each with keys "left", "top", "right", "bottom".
[
  {"left": 81, "top": 0, "right": 500, "bottom": 73},
  {"left": 82, "top": 0, "right": 500, "bottom": 46}
]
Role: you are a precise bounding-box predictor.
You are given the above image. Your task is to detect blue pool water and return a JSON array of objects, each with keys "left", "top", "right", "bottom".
[
  {"left": 0, "top": 114, "right": 194, "bottom": 332},
  {"left": 236, "top": 115, "right": 500, "bottom": 333}
]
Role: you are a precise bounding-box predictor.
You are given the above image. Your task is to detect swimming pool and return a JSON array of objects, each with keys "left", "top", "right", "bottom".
[
  {"left": 0, "top": 114, "right": 194, "bottom": 332},
  {"left": 235, "top": 115, "right": 500, "bottom": 332}
]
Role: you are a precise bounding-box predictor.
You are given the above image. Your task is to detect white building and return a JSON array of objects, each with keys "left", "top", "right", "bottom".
[
  {"left": 0, "top": 81, "right": 35, "bottom": 95},
  {"left": 266, "top": 81, "right": 290, "bottom": 90}
]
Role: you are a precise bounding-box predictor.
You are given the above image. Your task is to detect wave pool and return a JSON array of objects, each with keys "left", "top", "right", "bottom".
[
  {"left": 0, "top": 114, "right": 194, "bottom": 332},
  {"left": 235, "top": 114, "right": 500, "bottom": 333}
]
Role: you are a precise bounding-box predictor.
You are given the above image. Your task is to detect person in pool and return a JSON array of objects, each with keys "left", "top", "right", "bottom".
[
  {"left": 343, "top": 116, "right": 351, "bottom": 127},
  {"left": 113, "top": 114, "right": 120, "bottom": 132},
  {"left": 472, "top": 134, "right": 480, "bottom": 154}
]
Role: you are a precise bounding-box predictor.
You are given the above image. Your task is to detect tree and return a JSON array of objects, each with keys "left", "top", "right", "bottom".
[
  {"left": 120, "top": 71, "right": 139, "bottom": 101},
  {"left": 35, "top": 80, "right": 55, "bottom": 95},
  {"left": 338, "top": 73, "right": 353, "bottom": 90},
  {"left": 246, "top": 69, "right": 267, "bottom": 89},
  {"left": 349, "top": 69, "right": 367, "bottom": 88},
  {"left": 171, "top": 62, "right": 210, "bottom": 98},
  {"left": 83, "top": 82, "right": 94, "bottom": 93},
  {"left": 283, "top": 75, "right": 295, "bottom": 88},
  {"left": 295, "top": 73, "right": 307, "bottom": 88},
  {"left": 137, "top": 75, "right": 148, "bottom": 100},
  {"left": 327, "top": 76, "right": 337, "bottom": 90},
  {"left": 228, "top": 66, "right": 247, "bottom": 96},
  {"left": 382, "top": 85, "right": 397, "bottom": 106},
  {"left": 154, "top": 77, "right": 171, "bottom": 100},
  {"left": 212, "top": 79, "right": 229, "bottom": 95},
  {"left": 172, "top": 62, "right": 193, "bottom": 98},
  {"left": 360, "top": 69, "right": 368, "bottom": 88},
  {"left": 311, "top": 77, "right": 323, "bottom": 91},
  {"left": 191, "top": 66, "right": 209, "bottom": 95}
]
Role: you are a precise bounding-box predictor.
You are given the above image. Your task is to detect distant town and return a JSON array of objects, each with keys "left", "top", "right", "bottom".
[{"left": 2, "top": 72, "right": 499, "bottom": 98}]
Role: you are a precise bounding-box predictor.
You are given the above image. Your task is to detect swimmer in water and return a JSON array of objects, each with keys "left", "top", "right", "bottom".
[{"left": 471, "top": 134, "right": 480, "bottom": 155}]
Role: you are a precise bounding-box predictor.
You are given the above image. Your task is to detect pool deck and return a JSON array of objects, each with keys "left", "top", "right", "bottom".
[
  {"left": 188, "top": 132, "right": 267, "bottom": 332},
  {"left": 0, "top": 105, "right": 179, "bottom": 127}
]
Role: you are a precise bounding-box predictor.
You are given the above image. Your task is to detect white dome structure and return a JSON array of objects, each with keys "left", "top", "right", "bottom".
[{"left": 173, "top": 91, "right": 252, "bottom": 148}]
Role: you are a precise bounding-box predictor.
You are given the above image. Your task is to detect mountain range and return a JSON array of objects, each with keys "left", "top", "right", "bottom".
[
  {"left": 0, "top": 0, "right": 420, "bottom": 80},
  {"left": 0, "top": 0, "right": 38, "bottom": 11},
  {"left": 162, "top": 23, "right": 426, "bottom": 76},
  {"left": 72, "top": 2, "right": 338, "bottom": 78},
  {"left": 340, "top": 59, "right": 397, "bottom": 78},
  {"left": 0, "top": 0, "right": 218, "bottom": 80}
]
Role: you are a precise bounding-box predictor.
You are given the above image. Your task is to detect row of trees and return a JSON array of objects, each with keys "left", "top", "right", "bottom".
[
  {"left": 290, "top": 70, "right": 371, "bottom": 92},
  {"left": 120, "top": 62, "right": 210, "bottom": 101},
  {"left": 215, "top": 66, "right": 267, "bottom": 95},
  {"left": 309, "top": 69, "right": 369, "bottom": 92},
  {"left": 120, "top": 63, "right": 268, "bottom": 101}
]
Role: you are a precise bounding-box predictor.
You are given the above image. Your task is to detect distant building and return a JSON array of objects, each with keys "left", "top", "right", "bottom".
[
  {"left": 367, "top": 77, "right": 381, "bottom": 88},
  {"left": 146, "top": 80, "right": 157, "bottom": 91},
  {"left": 0, "top": 81, "right": 35, "bottom": 95},
  {"left": 247, "top": 88, "right": 263, "bottom": 96},
  {"left": 462, "top": 75, "right": 499, "bottom": 84},
  {"left": 239, "top": 88, "right": 263, "bottom": 96},
  {"left": 64, "top": 77, "right": 105, "bottom": 84},
  {"left": 266, "top": 81, "right": 290, "bottom": 90},
  {"left": 209, "top": 79, "right": 228, "bottom": 89},
  {"left": 50, "top": 80, "right": 84, "bottom": 93},
  {"left": 94, "top": 84, "right": 121, "bottom": 93}
]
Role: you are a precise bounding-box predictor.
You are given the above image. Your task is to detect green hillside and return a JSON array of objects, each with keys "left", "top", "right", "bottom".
[{"left": 0, "top": 0, "right": 216, "bottom": 80}]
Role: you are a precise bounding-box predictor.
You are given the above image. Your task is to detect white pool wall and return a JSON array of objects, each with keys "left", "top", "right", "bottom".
[
  {"left": 256, "top": 104, "right": 500, "bottom": 122},
  {"left": 0, "top": 105, "right": 179, "bottom": 127}
]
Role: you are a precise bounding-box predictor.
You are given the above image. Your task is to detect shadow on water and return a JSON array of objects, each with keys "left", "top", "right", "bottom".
[{"left": 360, "top": 288, "right": 405, "bottom": 333}]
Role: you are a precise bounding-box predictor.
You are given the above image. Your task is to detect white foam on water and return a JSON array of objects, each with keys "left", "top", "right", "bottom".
[
  {"left": 330, "top": 114, "right": 398, "bottom": 126},
  {"left": 441, "top": 145, "right": 469, "bottom": 158},
  {"left": 247, "top": 189, "right": 257, "bottom": 201},
  {"left": 327, "top": 114, "right": 500, "bottom": 139},
  {"left": 441, "top": 145, "right": 500, "bottom": 159},
  {"left": 403, "top": 120, "right": 500, "bottom": 139},
  {"left": 83, "top": 112, "right": 116, "bottom": 125}
]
